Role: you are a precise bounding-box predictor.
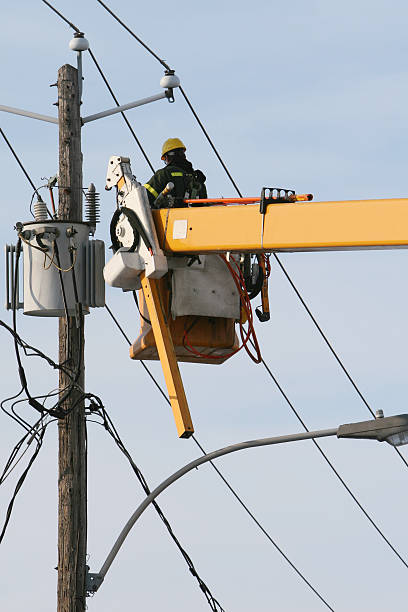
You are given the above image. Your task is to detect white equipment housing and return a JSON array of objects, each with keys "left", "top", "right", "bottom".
[
  {"left": 170, "top": 255, "right": 240, "bottom": 320},
  {"left": 103, "top": 156, "right": 167, "bottom": 288},
  {"left": 103, "top": 155, "right": 241, "bottom": 320},
  {"left": 6, "top": 221, "right": 105, "bottom": 316}
]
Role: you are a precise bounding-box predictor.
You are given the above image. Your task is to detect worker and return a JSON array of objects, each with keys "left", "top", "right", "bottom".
[{"left": 143, "top": 138, "right": 207, "bottom": 208}]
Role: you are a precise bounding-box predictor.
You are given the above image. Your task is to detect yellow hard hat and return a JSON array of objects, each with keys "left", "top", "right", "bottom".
[{"left": 161, "top": 138, "right": 186, "bottom": 160}]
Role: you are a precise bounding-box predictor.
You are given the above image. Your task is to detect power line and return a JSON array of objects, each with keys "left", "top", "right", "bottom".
[
  {"left": 92, "top": 0, "right": 408, "bottom": 480},
  {"left": 40, "top": 1, "right": 155, "bottom": 173},
  {"left": 0, "top": 128, "right": 37, "bottom": 191},
  {"left": 272, "top": 253, "right": 408, "bottom": 470},
  {"left": 89, "top": 402, "right": 225, "bottom": 612},
  {"left": 32, "top": 0, "right": 406, "bottom": 600},
  {"left": 259, "top": 354, "right": 408, "bottom": 571},
  {"left": 3, "top": 301, "right": 225, "bottom": 610},
  {"left": 40, "top": 0, "right": 80, "bottom": 32},
  {"left": 0, "top": 421, "right": 47, "bottom": 545},
  {"left": 94, "top": 0, "right": 171, "bottom": 70},
  {"left": 94, "top": 1, "right": 244, "bottom": 197},
  {"left": 104, "top": 300, "right": 335, "bottom": 611},
  {"left": 91, "top": 4, "right": 408, "bottom": 571},
  {"left": 87, "top": 50, "right": 155, "bottom": 173},
  {"left": 104, "top": 304, "right": 169, "bottom": 403},
  {"left": 178, "top": 87, "right": 243, "bottom": 197}
]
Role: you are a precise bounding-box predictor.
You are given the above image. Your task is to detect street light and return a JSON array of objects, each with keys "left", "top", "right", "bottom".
[
  {"left": 86, "top": 412, "right": 408, "bottom": 594},
  {"left": 337, "top": 410, "right": 408, "bottom": 446}
]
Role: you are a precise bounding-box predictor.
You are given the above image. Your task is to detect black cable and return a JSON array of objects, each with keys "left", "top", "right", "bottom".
[
  {"left": 95, "top": 0, "right": 408, "bottom": 476},
  {"left": 11, "top": 238, "right": 79, "bottom": 419},
  {"left": 87, "top": 50, "right": 155, "bottom": 173},
  {"left": 104, "top": 2, "right": 408, "bottom": 559},
  {"left": 94, "top": 0, "right": 171, "bottom": 70},
  {"left": 272, "top": 253, "right": 408, "bottom": 470},
  {"left": 0, "top": 388, "right": 29, "bottom": 436},
  {"left": 0, "top": 414, "right": 46, "bottom": 485},
  {"left": 40, "top": 0, "right": 80, "bottom": 32},
  {"left": 0, "top": 424, "right": 46, "bottom": 545},
  {"left": 103, "top": 302, "right": 334, "bottom": 610},
  {"left": 39, "top": 0, "right": 387, "bottom": 601},
  {"left": 93, "top": 1, "right": 243, "bottom": 197},
  {"left": 0, "top": 318, "right": 70, "bottom": 377},
  {"left": 259, "top": 354, "right": 408, "bottom": 571},
  {"left": 104, "top": 303, "right": 169, "bottom": 402},
  {"left": 39, "top": 1, "right": 155, "bottom": 173},
  {"left": 0, "top": 128, "right": 37, "bottom": 192},
  {"left": 11, "top": 239, "right": 47, "bottom": 420},
  {"left": 191, "top": 435, "right": 334, "bottom": 611},
  {"left": 178, "top": 87, "right": 243, "bottom": 197},
  {"left": 132, "top": 291, "right": 151, "bottom": 325},
  {"left": 92, "top": 404, "right": 225, "bottom": 612}
]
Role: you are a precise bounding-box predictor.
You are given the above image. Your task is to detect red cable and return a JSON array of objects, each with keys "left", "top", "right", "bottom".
[
  {"left": 182, "top": 254, "right": 262, "bottom": 363},
  {"left": 220, "top": 255, "right": 262, "bottom": 363}
]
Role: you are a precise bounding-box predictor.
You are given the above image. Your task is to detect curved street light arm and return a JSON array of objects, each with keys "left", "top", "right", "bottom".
[{"left": 87, "top": 426, "right": 338, "bottom": 593}]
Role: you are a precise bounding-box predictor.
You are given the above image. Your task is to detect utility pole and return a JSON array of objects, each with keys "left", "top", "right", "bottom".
[
  {"left": 0, "top": 36, "right": 181, "bottom": 604},
  {"left": 57, "top": 63, "right": 87, "bottom": 612}
]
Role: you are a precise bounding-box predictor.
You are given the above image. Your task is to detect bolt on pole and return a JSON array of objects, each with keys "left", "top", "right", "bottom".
[{"left": 57, "top": 63, "right": 87, "bottom": 612}]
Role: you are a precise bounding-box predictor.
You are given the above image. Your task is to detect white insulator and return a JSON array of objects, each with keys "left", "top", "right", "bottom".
[
  {"left": 160, "top": 73, "right": 180, "bottom": 89},
  {"left": 69, "top": 33, "right": 89, "bottom": 52},
  {"left": 33, "top": 199, "right": 48, "bottom": 221}
]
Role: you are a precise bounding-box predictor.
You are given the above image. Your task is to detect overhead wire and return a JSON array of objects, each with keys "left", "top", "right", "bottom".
[
  {"left": 89, "top": 0, "right": 408, "bottom": 573},
  {"left": 90, "top": 0, "right": 408, "bottom": 476},
  {"left": 87, "top": 400, "right": 225, "bottom": 612},
  {"left": 40, "top": 0, "right": 80, "bottom": 32},
  {"left": 258, "top": 352, "right": 408, "bottom": 570},
  {"left": 39, "top": 0, "right": 155, "bottom": 173},
  {"left": 104, "top": 300, "right": 335, "bottom": 610},
  {"left": 272, "top": 253, "right": 408, "bottom": 470},
  {"left": 0, "top": 424, "right": 46, "bottom": 546},
  {"left": 94, "top": 0, "right": 243, "bottom": 196},
  {"left": 87, "top": 50, "right": 155, "bottom": 173},
  {"left": 98, "top": 2, "right": 408, "bottom": 546},
  {"left": 0, "top": 414, "right": 48, "bottom": 485},
  {"left": 0, "top": 128, "right": 37, "bottom": 192},
  {"left": 2, "top": 208, "right": 225, "bottom": 607},
  {"left": 32, "top": 0, "right": 406, "bottom": 603},
  {"left": 94, "top": 0, "right": 171, "bottom": 70}
]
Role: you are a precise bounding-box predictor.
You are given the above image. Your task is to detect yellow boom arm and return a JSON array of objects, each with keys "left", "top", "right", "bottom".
[
  {"left": 146, "top": 197, "right": 408, "bottom": 437},
  {"left": 154, "top": 198, "right": 408, "bottom": 254}
]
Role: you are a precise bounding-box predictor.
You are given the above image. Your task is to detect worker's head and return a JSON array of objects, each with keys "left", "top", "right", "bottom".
[{"left": 161, "top": 138, "right": 186, "bottom": 164}]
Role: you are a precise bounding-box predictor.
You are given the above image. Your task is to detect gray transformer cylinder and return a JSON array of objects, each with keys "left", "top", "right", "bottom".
[{"left": 22, "top": 221, "right": 102, "bottom": 317}]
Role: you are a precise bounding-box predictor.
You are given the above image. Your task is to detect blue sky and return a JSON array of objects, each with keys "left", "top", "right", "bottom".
[{"left": 1, "top": 1, "right": 408, "bottom": 610}]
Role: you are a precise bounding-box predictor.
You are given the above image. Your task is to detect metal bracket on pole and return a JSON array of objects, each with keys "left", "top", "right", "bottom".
[{"left": 85, "top": 567, "right": 104, "bottom": 596}]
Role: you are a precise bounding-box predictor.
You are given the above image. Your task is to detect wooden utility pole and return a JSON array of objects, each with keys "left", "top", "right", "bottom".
[{"left": 57, "top": 64, "right": 87, "bottom": 612}]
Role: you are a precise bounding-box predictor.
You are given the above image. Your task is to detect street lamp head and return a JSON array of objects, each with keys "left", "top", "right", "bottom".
[
  {"left": 385, "top": 431, "right": 408, "bottom": 447},
  {"left": 337, "top": 413, "right": 408, "bottom": 446}
]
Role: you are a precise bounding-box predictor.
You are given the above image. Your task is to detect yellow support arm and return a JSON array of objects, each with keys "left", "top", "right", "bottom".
[
  {"left": 137, "top": 274, "right": 194, "bottom": 438},
  {"left": 153, "top": 198, "right": 408, "bottom": 253}
]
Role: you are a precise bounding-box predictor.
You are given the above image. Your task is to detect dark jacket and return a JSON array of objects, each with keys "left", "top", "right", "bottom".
[{"left": 143, "top": 158, "right": 207, "bottom": 208}]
